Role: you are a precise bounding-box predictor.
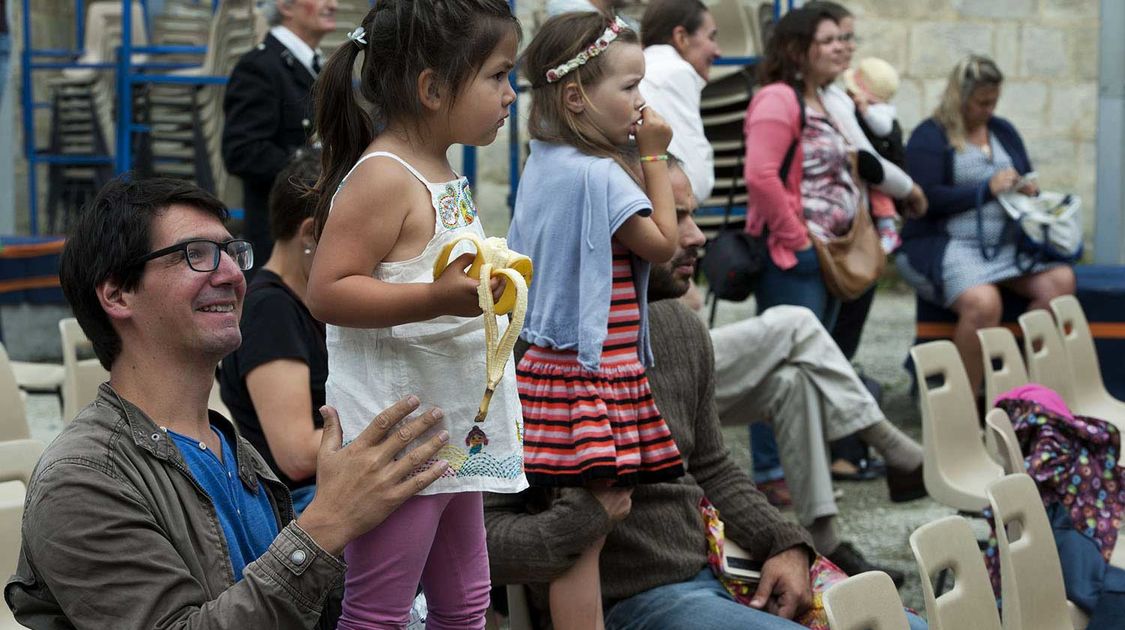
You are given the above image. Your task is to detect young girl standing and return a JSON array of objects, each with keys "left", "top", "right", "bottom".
[
  {"left": 508, "top": 12, "right": 682, "bottom": 629},
  {"left": 306, "top": 2, "right": 526, "bottom": 628}
]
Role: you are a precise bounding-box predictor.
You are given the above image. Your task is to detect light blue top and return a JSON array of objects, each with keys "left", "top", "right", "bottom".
[{"left": 508, "top": 140, "right": 654, "bottom": 370}]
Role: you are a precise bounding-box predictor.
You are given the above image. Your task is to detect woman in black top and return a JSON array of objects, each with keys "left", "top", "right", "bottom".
[{"left": 221, "top": 150, "right": 325, "bottom": 514}]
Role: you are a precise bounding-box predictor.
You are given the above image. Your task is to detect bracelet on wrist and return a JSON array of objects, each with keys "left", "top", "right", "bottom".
[{"left": 639, "top": 154, "right": 669, "bottom": 163}]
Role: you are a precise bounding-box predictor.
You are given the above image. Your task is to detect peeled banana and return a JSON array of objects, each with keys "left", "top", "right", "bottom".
[{"left": 433, "top": 234, "right": 533, "bottom": 422}]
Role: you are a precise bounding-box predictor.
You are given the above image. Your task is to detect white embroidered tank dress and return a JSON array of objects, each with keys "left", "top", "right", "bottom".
[{"left": 325, "top": 151, "right": 528, "bottom": 495}]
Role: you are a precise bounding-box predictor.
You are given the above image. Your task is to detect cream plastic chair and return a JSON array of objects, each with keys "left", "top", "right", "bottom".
[
  {"left": 0, "top": 439, "right": 44, "bottom": 493},
  {"left": 706, "top": 0, "right": 759, "bottom": 82},
  {"left": 0, "top": 344, "right": 30, "bottom": 442},
  {"left": 0, "top": 439, "right": 44, "bottom": 630},
  {"left": 8, "top": 360, "right": 64, "bottom": 399},
  {"left": 59, "top": 318, "right": 110, "bottom": 423},
  {"left": 0, "top": 480, "right": 24, "bottom": 630},
  {"left": 977, "top": 327, "right": 1029, "bottom": 466},
  {"left": 909, "top": 515, "right": 1002, "bottom": 630},
  {"left": 823, "top": 571, "right": 910, "bottom": 630},
  {"left": 987, "top": 473, "right": 1089, "bottom": 630},
  {"left": 977, "top": 327, "right": 1030, "bottom": 408},
  {"left": 910, "top": 340, "right": 1004, "bottom": 512},
  {"left": 1050, "top": 295, "right": 1125, "bottom": 425},
  {"left": 984, "top": 408, "right": 1025, "bottom": 475},
  {"left": 1018, "top": 309, "right": 1077, "bottom": 406}
]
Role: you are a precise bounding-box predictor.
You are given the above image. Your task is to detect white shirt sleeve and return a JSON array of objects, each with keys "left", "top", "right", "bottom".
[
  {"left": 821, "top": 85, "right": 913, "bottom": 199},
  {"left": 862, "top": 103, "right": 897, "bottom": 138},
  {"left": 640, "top": 47, "right": 714, "bottom": 204}
]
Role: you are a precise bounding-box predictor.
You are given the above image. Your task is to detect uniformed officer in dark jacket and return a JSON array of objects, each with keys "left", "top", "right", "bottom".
[{"left": 223, "top": 0, "right": 337, "bottom": 268}]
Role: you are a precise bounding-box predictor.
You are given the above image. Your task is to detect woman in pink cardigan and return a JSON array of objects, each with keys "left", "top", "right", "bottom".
[
  {"left": 740, "top": 7, "right": 850, "bottom": 510},
  {"left": 743, "top": 7, "right": 851, "bottom": 324}
]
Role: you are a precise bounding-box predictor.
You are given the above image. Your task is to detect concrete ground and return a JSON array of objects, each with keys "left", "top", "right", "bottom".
[{"left": 22, "top": 285, "right": 959, "bottom": 616}]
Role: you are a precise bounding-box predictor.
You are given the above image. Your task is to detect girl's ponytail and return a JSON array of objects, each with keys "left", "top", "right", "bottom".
[{"left": 310, "top": 11, "right": 375, "bottom": 240}]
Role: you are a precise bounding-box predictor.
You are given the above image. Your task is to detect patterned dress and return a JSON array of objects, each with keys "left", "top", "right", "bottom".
[
  {"left": 517, "top": 241, "right": 685, "bottom": 487},
  {"left": 939, "top": 135, "right": 1059, "bottom": 307},
  {"left": 325, "top": 151, "right": 527, "bottom": 496},
  {"left": 800, "top": 107, "right": 861, "bottom": 241}
]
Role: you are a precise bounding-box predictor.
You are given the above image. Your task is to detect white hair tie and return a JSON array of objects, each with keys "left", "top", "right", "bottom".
[{"left": 347, "top": 26, "right": 368, "bottom": 47}]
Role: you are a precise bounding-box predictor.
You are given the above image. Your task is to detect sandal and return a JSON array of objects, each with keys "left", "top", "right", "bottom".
[{"left": 830, "top": 457, "right": 886, "bottom": 482}]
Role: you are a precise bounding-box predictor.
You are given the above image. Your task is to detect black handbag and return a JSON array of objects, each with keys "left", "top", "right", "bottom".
[
  {"left": 701, "top": 83, "right": 805, "bottom": 303},
  {"left": 699, "top": 221, "right": 766, "bottom": 302}
]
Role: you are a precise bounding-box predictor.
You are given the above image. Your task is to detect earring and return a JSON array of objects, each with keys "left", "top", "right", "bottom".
[{"left": 304, "top": 247, "right": 313, "bottom": 255}]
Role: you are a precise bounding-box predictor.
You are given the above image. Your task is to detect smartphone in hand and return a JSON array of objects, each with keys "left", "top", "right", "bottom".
[{"left": 722, "top": 539, "right": 764, "bottom": 582}]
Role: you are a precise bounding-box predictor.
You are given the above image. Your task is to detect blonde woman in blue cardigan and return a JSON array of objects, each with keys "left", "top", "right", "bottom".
[{"left": 897, "top": 55, "right": 1075, "bottom": 392}]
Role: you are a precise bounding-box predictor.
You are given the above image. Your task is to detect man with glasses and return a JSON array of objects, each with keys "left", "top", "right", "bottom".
[{"left": 5, "top": 177, "right": 450, "bottom": 629}]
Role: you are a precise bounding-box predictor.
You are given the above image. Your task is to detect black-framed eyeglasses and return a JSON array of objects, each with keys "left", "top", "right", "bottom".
[
  {"left": 134, "top": 239, "right": 254, "bottom": 272},
  {"left": 814, "top": 33, "right": 860, "bottom": 46}
]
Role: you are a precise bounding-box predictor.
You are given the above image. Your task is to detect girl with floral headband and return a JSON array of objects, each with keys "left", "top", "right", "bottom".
[
  {"left": 507, "top": 12, "right": 683, "bottom": 629},
  {"left": 306, "top": 1, "right": 527, "bottom": 627}
]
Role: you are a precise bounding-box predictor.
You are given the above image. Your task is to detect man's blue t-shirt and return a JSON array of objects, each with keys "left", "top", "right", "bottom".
[{"left": 168, "top": 426, "right": 278, "bottom": 580}]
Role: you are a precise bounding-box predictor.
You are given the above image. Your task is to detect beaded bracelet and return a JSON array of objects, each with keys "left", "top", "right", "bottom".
[{"left": 639, "top": 154, "right": 669, "bottom": 163}]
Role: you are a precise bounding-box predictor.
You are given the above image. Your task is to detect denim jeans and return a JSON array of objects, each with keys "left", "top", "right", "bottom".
[
  {"left": 750, "top": 247, "right": 839, "bottom": 481},
  {"left": 605, "top": 569, "right": 927, "bottom": 630}
]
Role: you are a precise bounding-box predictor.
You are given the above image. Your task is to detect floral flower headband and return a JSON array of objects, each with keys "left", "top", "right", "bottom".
[{"left": 545, "top": 16, "right": 629, "bottom": 84}]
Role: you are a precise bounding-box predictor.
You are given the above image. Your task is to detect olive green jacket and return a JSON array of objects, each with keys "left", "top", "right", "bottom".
[{"left": 4, "top": 384, "right": 344, "bottom": 629}]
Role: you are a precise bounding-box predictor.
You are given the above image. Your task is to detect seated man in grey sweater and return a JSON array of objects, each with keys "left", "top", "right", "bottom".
[
  {"left": 485, "top": 163, "right": 930, "bottom": 630},
  {"left": 486, "top": 167, "right": 817, "bottom": 629}
]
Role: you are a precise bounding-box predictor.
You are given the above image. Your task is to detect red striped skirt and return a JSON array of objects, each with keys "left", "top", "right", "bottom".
[{"left": 516, "top": 345, "right": 684, "bottom": 487}]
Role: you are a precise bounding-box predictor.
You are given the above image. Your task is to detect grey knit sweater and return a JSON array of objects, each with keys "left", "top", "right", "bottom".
[{"left": 485, "top": 300, "right": 814, "bottom": 613}]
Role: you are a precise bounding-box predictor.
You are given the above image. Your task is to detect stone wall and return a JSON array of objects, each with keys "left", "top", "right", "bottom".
[
  {"left": 506, "top": 0, "right": 1101, "bottom": 239},
  {"left": 4, "top": 1, "right": 1101, "bottom": 241},
  {"left": 845, "top": 0, "right": 1100, "bottom": 234}
]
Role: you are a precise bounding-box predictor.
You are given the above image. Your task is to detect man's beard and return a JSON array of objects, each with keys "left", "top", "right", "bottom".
[{"left": 647, "top": 250, "right": 697, "bottom": 303}]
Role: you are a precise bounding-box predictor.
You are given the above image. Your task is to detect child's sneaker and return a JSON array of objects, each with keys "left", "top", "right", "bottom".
[{"left": 876, "top": 218, "right": 901, "bottom": 254}]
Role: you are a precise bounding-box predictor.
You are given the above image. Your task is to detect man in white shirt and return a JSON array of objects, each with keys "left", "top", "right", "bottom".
[
  {"left": 222, "top": 0, "right": 336, "bottom": 270},
  {"left": 638, "top": 0, "right": 721, "bottom": 204}
]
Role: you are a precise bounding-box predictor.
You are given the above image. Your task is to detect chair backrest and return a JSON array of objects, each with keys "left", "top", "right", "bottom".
[
  {"left": 0, "top": 439, "right": 43, "bottom": 626},
  {"left": 59, "top": 318, "right": 110, "bottom": 423},
  {"left": 1017, "top": 309, "right": 1077, "bottom": 404},
  {"left": 706, "top": 0, "right": 757, "bottom": 81},
  {"left": 0, "top": 439, "right": 45, "bottom": 488},
  {"left": 910, "top": 340, "right": 1003, "bottom": 512},
  {"left": 909, "top": 515, "right": 1002, "bottom": 630},
  {"left": 1050, "top": 294, "right": 1120, "bottom": 417},
  {"left": 984, "top": 408, "right": 1025, "bottom": 475},
  {"left": 976, "top": 326, "right": 1029, "bottom": 407},
  {"left": 0, "top": 343, "right": 30, "bottom": 442},
  {"left": 823, "top": 571, "right": 910, "bottom": 630},
  {"left": 0, "top": 480, "right": 24, "bottom": 626},
  {"left": 987, "top": 473, "right": 1073, "bottom": 630}
]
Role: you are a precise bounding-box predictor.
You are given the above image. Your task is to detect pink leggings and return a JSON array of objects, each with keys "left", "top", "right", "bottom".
[{"left": 338, "top": 492, "right": 491, "bottom": 630}]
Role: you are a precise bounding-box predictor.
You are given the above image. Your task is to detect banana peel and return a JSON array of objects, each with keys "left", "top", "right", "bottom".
[
  {"left": 432, "top": 235, "right": 533, "bottom": 316},
  {"left": 433, "top": 235, "right": 533, "bottom": 422}
]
